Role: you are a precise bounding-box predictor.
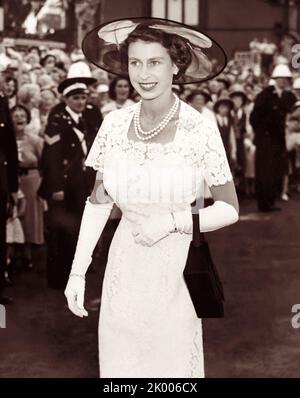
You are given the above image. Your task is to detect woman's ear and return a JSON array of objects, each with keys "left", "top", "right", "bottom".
[{"left": 173, "top": 65, "right": 179, "bottom": 75}]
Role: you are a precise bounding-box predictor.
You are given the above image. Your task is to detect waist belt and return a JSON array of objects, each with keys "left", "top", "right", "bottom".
[{"left": 18, "top": 166, "right": 39, "bottom": 176}]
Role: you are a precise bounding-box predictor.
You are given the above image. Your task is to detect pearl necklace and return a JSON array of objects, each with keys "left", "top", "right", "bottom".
[{"left": 134, "top": 95, "right": 179, "bottom": 141}]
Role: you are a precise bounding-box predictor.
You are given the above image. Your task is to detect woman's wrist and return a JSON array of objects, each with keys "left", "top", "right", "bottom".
[{"left": 69, "top": 273, "right": 86, "bottom": 280}]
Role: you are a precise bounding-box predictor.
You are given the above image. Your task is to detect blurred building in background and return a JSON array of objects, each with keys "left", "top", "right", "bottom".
[{"left": 0, "top": 0, "right": 300, "bottom": 56}]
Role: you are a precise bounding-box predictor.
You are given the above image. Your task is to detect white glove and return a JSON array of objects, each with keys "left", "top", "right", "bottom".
[
  {"left": 131, "top": 210, "right": 192, "bottom": 247},
  {"left": 64, "top": 197, "right": 113, "bottom": 317},
  {"left": 199, "top": 200, "right": 239, "bottom": 232}
]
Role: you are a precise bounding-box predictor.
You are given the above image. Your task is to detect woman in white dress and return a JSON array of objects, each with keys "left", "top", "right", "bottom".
[{"left": 65, "top": 18, "right": 239, "bottom": 378}]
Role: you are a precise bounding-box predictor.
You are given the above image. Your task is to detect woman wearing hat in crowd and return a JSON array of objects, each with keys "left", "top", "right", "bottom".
[
  {"left": 64, "top": 18, "right": 239, "bottom": 378},
  {"left": 10, "top": 105, "right": 44, "bottom": 270},
  {"left": 101, "top": 76, "right": 135, "bottom": 118},
  {"left": 230, "top": 84, "right": 249, "bottom": 196},
  {"left": 38, "top": 62, "right": 102, "bottom": 289},
  {"left": 250, "top": 63, "right": 296, "bottom": 212},
  {"left": 186, "top": 88, "right": 216, "bottom": 125},
  {"left": 214, "top": 93, "right": 237, "bottom": 171}
]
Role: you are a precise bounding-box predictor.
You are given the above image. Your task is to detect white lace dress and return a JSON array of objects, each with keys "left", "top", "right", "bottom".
[{"left": 85, "top": 99, "right": 233, "bottom": 378}]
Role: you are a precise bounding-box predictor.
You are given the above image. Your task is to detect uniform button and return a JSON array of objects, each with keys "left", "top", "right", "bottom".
[
  {"left": 64, "top": 174, "right": 67, "bottom": 178},
  {"left": 0, "top": 123, "right": 4, "bottom": 127},
  {"left": 71, "top": 143, "right": 75, "bottom": 147},
  {"left": 68, "top": 121, "right": 72, "bottom": 125},
  {"left": 4, "top": 161, "right": 7, "bottom": 165}
]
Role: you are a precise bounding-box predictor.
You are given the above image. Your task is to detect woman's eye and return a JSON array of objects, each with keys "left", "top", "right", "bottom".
[
  {"left": 129, "top": 61, "right": 139, "bottom": 66},
  {"left": 150, "top": 61, "right": 160, "bottom": 66}
]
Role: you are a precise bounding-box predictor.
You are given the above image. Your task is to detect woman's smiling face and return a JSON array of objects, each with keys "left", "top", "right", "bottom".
[
  {"left": 11, "top": 108, "right": 29, "bottom": 133},
  {"left": 128, "top": 40, "right": 176, "bottom": 100}
]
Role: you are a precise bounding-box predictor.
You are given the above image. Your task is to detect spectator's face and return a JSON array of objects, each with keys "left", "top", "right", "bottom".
[
  {"left": 29, "top": 48, "right": 40, "bottom": 57},
  {"left": 208, "top": 80, "right": 219, "bottom": 94},
  {"left": 31, "top": 91, "right": 41, "bottom": 108},
  {"left": 114, "top": 79, "right": 130, "bottom": 102},
  {"left": 40, "top": 90, "right": 56, "bottom": 111},
  {"left": 218, "top": 104, "right": 230, "bottom": 116},
  {"left": 65, "top": 92, "right": 88, "bottom": 113},
  {"left": 4, "top": 80, "right": 17, "bottom": 98},
  {"left": 275, "top": 77, "right": 290, "bottom": 90},
  {"left": 11, "top": 108, "right": 28, "bottom": 133},
  {"left": 128, "top": 40, "right": 175, "bottom": 101},
  {"left": 232, "top": 95, "right": 244, "bottom": 109},
  {"left": 50, "top": 68, "right": 61, "bottom": 84},
  {"left": 190, "top": 94, "right": 206, "bottom": 111},
  {"left": 44, "top": 56, "right": 56, "bottom": 73}
]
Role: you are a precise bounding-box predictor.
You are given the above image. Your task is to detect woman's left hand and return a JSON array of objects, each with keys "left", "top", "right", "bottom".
[{"left": 131, "top": 213, "right": 174, "bottom": 247}]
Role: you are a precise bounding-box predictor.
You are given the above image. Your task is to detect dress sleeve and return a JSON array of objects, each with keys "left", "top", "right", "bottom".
[
  {"left": 199, "top": 119, "right": 233, "bottom": 187},
  {"left": 84, "top": 112, "right": 112, "bottom": 172}
]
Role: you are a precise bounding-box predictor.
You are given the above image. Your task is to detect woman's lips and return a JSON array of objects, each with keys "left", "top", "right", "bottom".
[{"left": 139, "top": 82, "right": 158, "bottom": 91}]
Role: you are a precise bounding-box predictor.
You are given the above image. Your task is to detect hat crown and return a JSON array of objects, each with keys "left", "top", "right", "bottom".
[
  {"left": 271, "top": 64, "right": 292, "bottom": 78},
  {"left": 67, "top": 61, "right": 92, "bottom": 79},
  {"left": 293, "top": 77, "right": 300, "bottom": 89}
]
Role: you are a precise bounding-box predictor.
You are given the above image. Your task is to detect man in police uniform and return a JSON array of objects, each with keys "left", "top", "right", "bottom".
[
  {"left": 39, "top": 73, "right": 102, "bottom": 289},
  {"left": 250, "top": 64, "right": 296, "bottom": 212},
  {"left": 0, "top": 91, "right": 18, "bottom": 304}
]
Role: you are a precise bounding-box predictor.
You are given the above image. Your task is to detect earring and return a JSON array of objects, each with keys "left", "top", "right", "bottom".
[{"left": 173, "top": 67, "right": 179, "bottom": 75}]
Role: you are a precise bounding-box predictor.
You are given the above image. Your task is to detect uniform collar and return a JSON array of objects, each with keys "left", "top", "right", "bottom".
[
  {"left": 273, "top": 84, "right": 283, "bottom": 98},
  {"left": 65, "top": 105, "right": 82, "bottom": 123}
]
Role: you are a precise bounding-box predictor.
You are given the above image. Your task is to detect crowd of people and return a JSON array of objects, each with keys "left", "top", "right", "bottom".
[{"left": 1, "top": 37, "right": 300, "bottom": 304}]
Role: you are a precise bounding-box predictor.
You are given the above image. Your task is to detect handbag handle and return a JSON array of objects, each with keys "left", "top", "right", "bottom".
[{"left": 191, "top": 199, "right": 205, "bottom": 247}]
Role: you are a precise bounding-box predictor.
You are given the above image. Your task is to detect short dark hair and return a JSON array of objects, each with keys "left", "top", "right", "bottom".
[
  {"left": 5, "top": 76, "right": 18, "bottom": 96},
  {"left": 119, "top": 24, "right": 192, "bottom": 81},
  {"left": 10, "top": 104, "right": 31, "bottom": 124},
  {"left": 28, "top": 46, "right": 41, "bottom": 57},
  {"left": 108, "top": 76, "right": 134, "bottom": 101}
]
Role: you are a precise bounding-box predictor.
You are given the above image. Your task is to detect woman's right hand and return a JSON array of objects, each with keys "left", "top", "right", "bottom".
[{"left": 64, "top": 275, "right": 88, "bottom": 318}]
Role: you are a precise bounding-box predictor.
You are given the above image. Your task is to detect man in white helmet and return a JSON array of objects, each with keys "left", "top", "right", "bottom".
[{"left": 250, "top": 64, "right": 296, "bottom": 212}]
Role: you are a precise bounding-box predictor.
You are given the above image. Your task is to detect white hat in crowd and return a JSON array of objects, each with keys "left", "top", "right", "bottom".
[
  {"left": 271, "top": 64, "right": 292, "bottom": 79},
  {"left": 58, "top": 61, "right": 96, "bottom": 96},
  {"left": 293, "top": 77, "right": 300, "bottom": 89}
]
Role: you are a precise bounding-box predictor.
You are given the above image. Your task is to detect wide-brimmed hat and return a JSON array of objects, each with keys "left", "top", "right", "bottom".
[
  {"left": 186, "top": 89, "right": 212, "bottom": 104},
  {"left": 216, "top": 75, "right": 231, "bottom": 89},
  {"left": 58, "top": 61, "right": 97, "bottom": 95},
  {"left": 82, "top": 17, "right": 227, "bottom": 85},
  {"left": 229, "top": 83, "right": 248, "bottom": 104},
  {"left": 214, "top": 92, "right": 234, "bottom": 112}
]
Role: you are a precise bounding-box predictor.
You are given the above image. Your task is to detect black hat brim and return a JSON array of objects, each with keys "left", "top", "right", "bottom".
[
  {"left": 82, "top": 17, "right": 227, "bottom": 85},
  {"left": 58, "top": 77, "right": 97, "bottom": 94}
]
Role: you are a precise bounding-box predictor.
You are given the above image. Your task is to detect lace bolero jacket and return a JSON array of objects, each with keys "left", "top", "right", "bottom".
[{"left": 85, "top": 99, "right": 233, "bottom": 188}]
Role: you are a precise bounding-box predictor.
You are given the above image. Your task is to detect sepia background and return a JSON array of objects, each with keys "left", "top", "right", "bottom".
[{"left": 0, "top": 0, "right": 300, "bottom": 378}]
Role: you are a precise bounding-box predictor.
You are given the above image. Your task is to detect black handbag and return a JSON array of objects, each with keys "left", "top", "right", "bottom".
[{"left": 183, "top": 204, "right": 225, "bottom": 318}]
